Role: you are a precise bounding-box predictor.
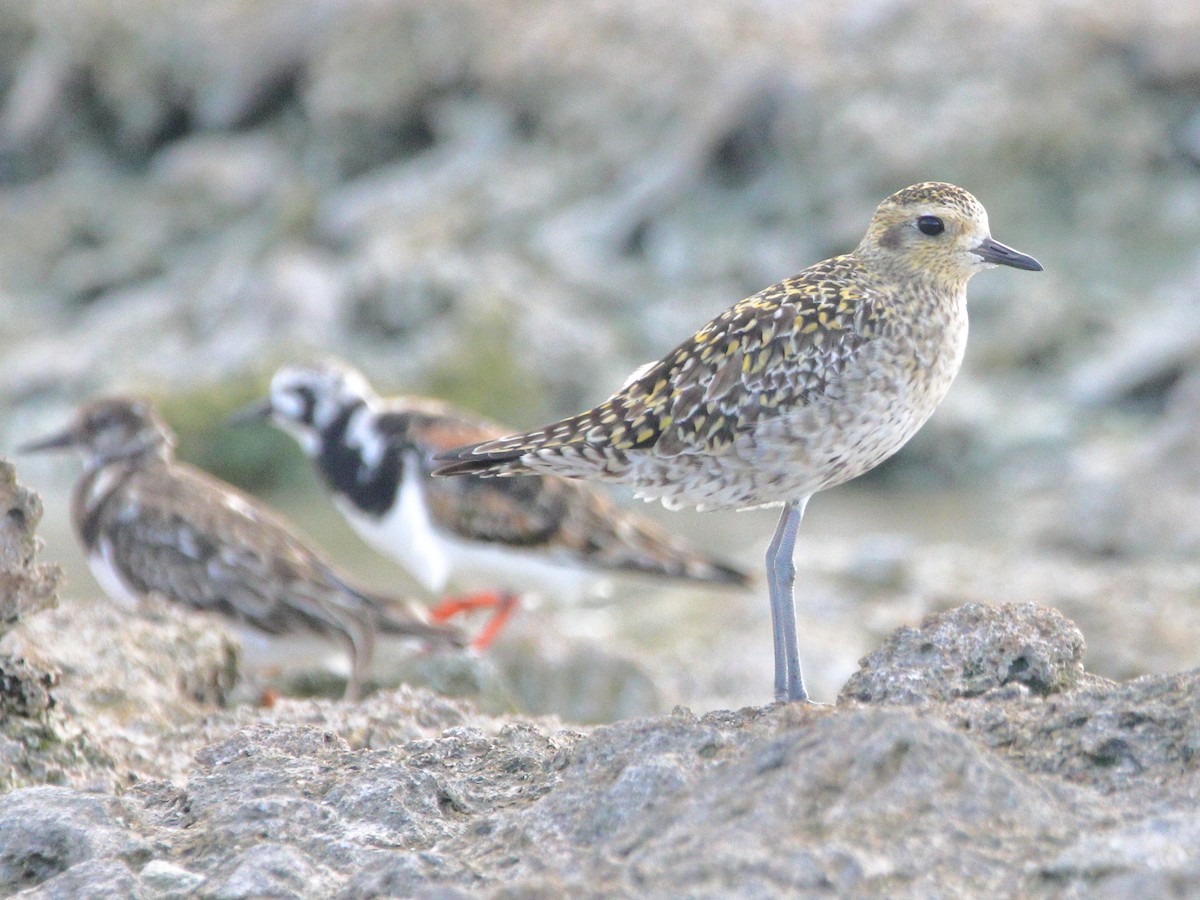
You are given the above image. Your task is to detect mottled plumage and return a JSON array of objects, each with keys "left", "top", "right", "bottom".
[
  {"left": 233, "top": 361, "right": 749, "bottom": 612},
  {"left": 21, "top": 397, "right": 464, "bottom": 700},
  {"left": 435, "top": 182, "right": 1043, "bottom": 702}
]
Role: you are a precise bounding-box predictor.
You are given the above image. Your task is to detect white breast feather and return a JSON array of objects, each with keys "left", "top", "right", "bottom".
[
  {"left": 87, "top": 541, "right": 142, "bottom": 611},
  {"left": 334, "top": 451, "right": 598, "bottom": 601}
]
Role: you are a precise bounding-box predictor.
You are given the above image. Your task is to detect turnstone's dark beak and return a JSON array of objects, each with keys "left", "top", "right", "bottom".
[
  {"left": 972, "top": 237, "right": 1043, "bottom": 271},
  {"left": 226, "top": 398, "right": 274, "bottom": 427},
  {"left": 17, "top": 428, "right": 78, "bottom": 454}
]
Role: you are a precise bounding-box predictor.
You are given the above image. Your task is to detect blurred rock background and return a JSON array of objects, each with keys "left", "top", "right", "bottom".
[{"left": 3, "top": 0, "right": 1200, "bottom": 716}]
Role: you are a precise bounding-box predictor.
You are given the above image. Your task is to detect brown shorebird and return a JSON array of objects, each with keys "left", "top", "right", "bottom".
[
  {"left": 433, "top": 182, "right": 1042, "bottom": 703},
  {"left": 21, "top": 396, "right": 464, "bottom": 700},
  {"left": 231, "top": 359, "right": 749, "bottom": 647}
]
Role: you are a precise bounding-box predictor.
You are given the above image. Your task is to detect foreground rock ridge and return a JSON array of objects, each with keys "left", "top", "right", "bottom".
[{"left": 2, "top": 495, "right": 1197, "bottom": 900}]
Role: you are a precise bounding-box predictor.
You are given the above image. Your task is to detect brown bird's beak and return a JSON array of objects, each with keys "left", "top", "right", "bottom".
[
  {"left": 972, "top": 237, "right": 1043, "bottom": 271},
  {"left": 226, "top": 398, "right": 274, "bottom": 427},
  {"left": 17, "top": 427, "right": 79, "bottom": 454}
]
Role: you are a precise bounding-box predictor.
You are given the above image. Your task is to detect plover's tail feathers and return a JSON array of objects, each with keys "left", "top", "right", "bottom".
[
  {"left": 431, "top": 426, "right": 581, "bottom": 479},
  {"left": 432, "top": 411, "right": 750, "bottom": 587},
  {"left": 431, "top": 401, "right": 640, "bottom": 481}
]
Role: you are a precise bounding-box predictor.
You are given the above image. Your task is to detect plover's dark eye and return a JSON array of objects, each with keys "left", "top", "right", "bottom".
[{"left": 917, "top": 215, "right": 945, "bottom": 236}]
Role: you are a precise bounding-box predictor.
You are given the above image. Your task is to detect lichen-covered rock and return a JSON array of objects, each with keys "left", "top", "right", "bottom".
[
  {"left": 944, "top": 669, "right": 1200, "bottom": 795},
  {"left": 839, "top": 602, "right": 1087, "bottom": 705},
  {"left": 0, "top": 654, "right": 56, "bottom": 719},
  {"left": 0, "top": 459, "right": 60, "bottom": 633}
]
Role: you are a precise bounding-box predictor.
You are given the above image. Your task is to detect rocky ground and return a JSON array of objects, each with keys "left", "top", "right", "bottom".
[
  {"left": 3, "top": 466, "right": 1200, "bottom": 897},
  {"left": 3, "top": 1, "right": 1200, "bottom": 896}
]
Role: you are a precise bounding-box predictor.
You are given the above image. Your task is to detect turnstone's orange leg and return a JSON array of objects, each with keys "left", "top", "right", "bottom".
[{"left": 429, "top": 591, "right": 520, "bottom": 651}]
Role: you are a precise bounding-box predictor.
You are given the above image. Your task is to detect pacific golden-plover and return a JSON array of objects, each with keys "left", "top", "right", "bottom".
[
  {"left": 434, "top": 182, "right": 1042, "bottom": 703},
  {"left": 231, "top": 359, "right": 749, "bottom": 648},
  {"left": 21, "top": 396, "right": 465, "bottom": 700}
]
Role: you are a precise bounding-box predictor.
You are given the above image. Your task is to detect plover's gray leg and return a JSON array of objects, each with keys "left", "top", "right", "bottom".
[{"left": 766, "top": 497, "right": 808, "bottom": 703}]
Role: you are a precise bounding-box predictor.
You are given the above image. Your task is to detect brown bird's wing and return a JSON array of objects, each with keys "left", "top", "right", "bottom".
[{"left": 103, "top": 463, "right": 457, "bottom": 644}]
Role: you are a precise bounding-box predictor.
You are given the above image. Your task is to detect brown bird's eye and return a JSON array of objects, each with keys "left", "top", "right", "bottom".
[{"left": 917, "top": 215, "right": 945, "bottom": 236}]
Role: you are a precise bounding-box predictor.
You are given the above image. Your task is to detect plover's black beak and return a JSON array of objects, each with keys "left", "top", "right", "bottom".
[
  {"left": 226, "top": 398, "right": 274, "bottom": 427},
  {"left": 972, "top": 237, "right": 1043, "bottom": 271},
  {"left": 17, "top": 428, "right": 78, "bottom": 454}
]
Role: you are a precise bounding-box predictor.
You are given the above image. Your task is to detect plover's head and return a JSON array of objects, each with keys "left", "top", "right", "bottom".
[
  {"left": 231, "top": 359, "right": 377, "bottom": 452},
  {"left": 21, "top": 396, "right": 174, "bottom": 468},
  {"left": 858, "top": 182, "right": 1042, "bottom": 283}
]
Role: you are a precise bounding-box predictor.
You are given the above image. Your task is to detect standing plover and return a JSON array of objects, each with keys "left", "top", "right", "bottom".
[
  {"left": 434, "top": 182, "right": 1042, "bottom": 703},
  {"left": 232, "top": 360, "right": 749, "bottom": 647},
  {"left": 20, "top": 396, "right": 464, "bottom": 700}
]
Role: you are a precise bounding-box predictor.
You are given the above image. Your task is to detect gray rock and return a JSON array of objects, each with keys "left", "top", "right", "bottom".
[
  {"left": 182, "top": 723, "right": 448, "bottom": 867},
  {"left": 12, "top": 858, "right": 147, "bottom": 900},
  {"left": 944, "top": 670, "right": 1200, "bottom": 796},
  {"left": 3, "top": 634, "right": 1200, "bottom": 898},
  {"left": 138, "top": 859, "right": 205, "bottom": 897},
  {"left": 202, "top": 843, "right": 330, "bottom": 900},
  {"left": 0, "top": 459, "right": 60, "bottom": 633},
  {"left": 840, "top": 602, "right": 1086, "bottom": 704},
  {"left": 0, "top": 787, "right": 149, "bottom": 895},
  {"left": 616, "top": 709, "right": 1073, "bottom": 898},
  {"left": 12, "top": 858, "right": 146, "bottom": 900},
  {"left": 1046, "top": 811, "right": 1200, "bottom": 877},
  {"left": 334, "top": 853, "right": 469, "bottom": 900}
]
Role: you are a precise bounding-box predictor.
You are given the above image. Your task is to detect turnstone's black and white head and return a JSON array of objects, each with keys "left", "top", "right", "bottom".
[{"left": 234, "top": 359, "right": 376, "bottom": 456}]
